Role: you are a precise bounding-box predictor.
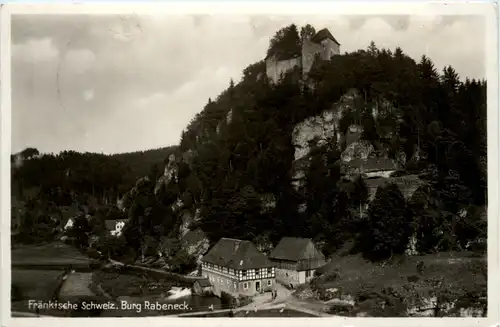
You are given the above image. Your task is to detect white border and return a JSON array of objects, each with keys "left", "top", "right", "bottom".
[{"left": 1, "top": 2, "right": 498, "bottom": 327}]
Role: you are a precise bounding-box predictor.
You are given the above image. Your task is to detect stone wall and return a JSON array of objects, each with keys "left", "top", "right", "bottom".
[
  {"left": 266, "top": 37, "right": 340, "bottom": 83},
  {"left": 265, "top": 57, "right": 301, "bottom": 83},
  {"left": 320, "top": 38, "right": 340, "bottom": 59},
  {"left": 301, "top": 39, "right": 324, "bottom": 76},
  {"left": 275, "top": 268, "right": 301, "bottom": 287},
  {"left": 204, "top": 269, "right": 274, "bottom": 296},
  {"left": 203, "top": 269, "right": 240, "bottom": 297},
  {"left": 237, "top": 278, "right": 275, "bottom": 296}
]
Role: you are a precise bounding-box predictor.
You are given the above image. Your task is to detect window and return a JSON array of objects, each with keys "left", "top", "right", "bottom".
[
  {"left": 267, "top": 280, "right": 272, "bottom": 286},
  {"left": 229, "top": 269, "right": 234, "bottom": 275},
  {"left": 242, "top": 270, "right": 247, "bottom": 277},
  {"left": 227, "top": 280, "right": 230, "bottom": 285},
  {"left": 243, "top": 282, "right": 248, "bottom": 290},
  {"left": 306, "top": 270, "right": 311, "bottom": 278},
  {"left": 234, "top": 283, "right": 237, "bottom": 289},
  {"left": 267, "top": 268, "right": 272, "bottom": 274}
]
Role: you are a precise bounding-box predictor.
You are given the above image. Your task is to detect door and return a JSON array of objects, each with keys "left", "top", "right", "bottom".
[{"left": 255, "top": 281, "right": 260, "bottom": 292}]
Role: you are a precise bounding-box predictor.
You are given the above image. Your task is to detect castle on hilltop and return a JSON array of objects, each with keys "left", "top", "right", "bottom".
[{"left": 265, "top": 28, "right": 340, "bottom": 83}]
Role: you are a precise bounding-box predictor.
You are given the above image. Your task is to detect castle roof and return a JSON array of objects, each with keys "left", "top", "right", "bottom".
[
  {"left": 202, "top": 238, "right": 273, "bottom": 269},
  {"left": 311, "top": 28, "right": 340, "bottom": 45}
]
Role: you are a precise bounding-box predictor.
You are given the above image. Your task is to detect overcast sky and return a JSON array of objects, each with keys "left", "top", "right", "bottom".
[{"left": 11, "top": 14, "right": 486, "bottom": 155}]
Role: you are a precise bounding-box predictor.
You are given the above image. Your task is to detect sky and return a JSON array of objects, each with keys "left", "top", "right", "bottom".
[{"left": 11, "top": 14, "right": 486, "bottom": 155}]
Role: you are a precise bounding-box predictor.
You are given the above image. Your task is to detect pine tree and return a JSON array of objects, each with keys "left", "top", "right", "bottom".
[{"left": 358, "top": 183, "right": 411, "bottom": 261}]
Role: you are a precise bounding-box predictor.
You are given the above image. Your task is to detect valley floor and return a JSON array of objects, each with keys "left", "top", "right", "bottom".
[
  {"left": 291, "top": 251, "right": 487, "bottom": 317},
  {"left": 10, "top": 242, "right": 487, "bottom": 318}
]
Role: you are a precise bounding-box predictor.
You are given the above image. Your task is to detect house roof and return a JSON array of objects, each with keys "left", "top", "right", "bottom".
[
  {"left": 202, "top": 238, "right": 273, "bottom": 269},
  {"left": 104, "top": 219, "right": 128, "bottom": 231},
  {"left": 196, "top": 278, "right": 212, "bottom": 288},
  {"left": 365, "top": 174, "right": 424, "bottom": 201},
  {"left": 311, "top": 28, "right": 340, "bottom": 45},
  {"left": 269, "top": 237, "right": 325, "bottom": 262},
  {"left": 347, "top": 157, "right": 397, "bottom": 173}
]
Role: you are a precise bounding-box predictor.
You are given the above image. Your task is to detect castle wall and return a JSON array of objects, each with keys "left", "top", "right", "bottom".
[
  {"left": 320, "top": 38, "right": 340, "bottom": 59},
  {"left": 265, "top": 57, "right": 302, "bottom": 83},
  {"left": 301, "top": 39, "right": 324, "bottom": 76},
  {"left": 265, "top": 36, "right": 341, "bottom": 83}
]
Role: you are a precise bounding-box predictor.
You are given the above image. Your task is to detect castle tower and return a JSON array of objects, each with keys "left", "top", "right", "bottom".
[
  {"left": 301, "top": 28, "right": 341, "bottom": 77},
  {"left": 265, "top": 27, "right": 341, "bottom": 83}
]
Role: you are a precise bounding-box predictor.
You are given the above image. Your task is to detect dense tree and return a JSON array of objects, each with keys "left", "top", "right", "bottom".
[
  {"left": 300, "top": 24, "right": 316, "bottom": 42},
  {"left": 266, "top": 24, "right": 301, "bottom": 60},
  {"left": 358, "top": 183, "right": 412, "bottom": 261}
]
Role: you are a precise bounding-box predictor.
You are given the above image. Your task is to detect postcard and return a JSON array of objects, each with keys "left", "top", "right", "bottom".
[{"left": 1, "top": 2, "right": 498, "bottom": 327}]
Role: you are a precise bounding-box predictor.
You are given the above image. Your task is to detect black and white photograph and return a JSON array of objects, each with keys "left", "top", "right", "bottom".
[{"left": 2, "top": 2, "right": 498, "bottom": 324}]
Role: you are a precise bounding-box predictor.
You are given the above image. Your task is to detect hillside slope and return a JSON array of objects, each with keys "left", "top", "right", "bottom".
[{"left": 119, "top": 25, "right": 486, "bottom": 263}]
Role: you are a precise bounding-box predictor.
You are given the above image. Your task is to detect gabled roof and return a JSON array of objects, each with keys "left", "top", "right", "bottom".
[
  {"left": 202, "top": 238, "right": 273, "bottom": 269},
  {"left": 196, "top": 278, "right": 212, "bottom": 287},
  {"left": 269, "top": 237, "right": 325, "bottom": 262},
  {"left": 311, "top": 28, "right": 340, "bottom": 45},
  {"left": 365, "top": 174, "right": 424, "bottom": 201},
  {"left": 347, "top": 157, "right": 397, "bottom": 173}
]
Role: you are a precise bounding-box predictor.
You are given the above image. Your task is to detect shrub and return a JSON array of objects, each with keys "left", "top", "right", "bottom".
[
  {"left": 407, "top": 275, "right": 420, "bottom": 283},
  {"left": 329, "top": 304, "right": 354, "bottom": 316},
  {"left": 221, "top": 291, "right": 237, "bottom": 309},
  {"left": 324, "top": 270, "right": 341, "bottom": 282},
  {"left": 87, "top": 249, "right": 102, "bottom": 260}
]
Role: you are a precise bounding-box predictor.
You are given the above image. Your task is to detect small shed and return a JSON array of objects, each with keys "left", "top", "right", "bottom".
[{"left": 193, "top": 278, "right": 212, "bottom": 295}]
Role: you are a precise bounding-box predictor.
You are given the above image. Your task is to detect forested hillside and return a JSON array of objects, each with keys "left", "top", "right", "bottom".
[
  {"left": 10, "top": 146, "right": 176, "bottom": 244},
  {"left": 120, "top": 24, "right": 487, "bottom": 262}
]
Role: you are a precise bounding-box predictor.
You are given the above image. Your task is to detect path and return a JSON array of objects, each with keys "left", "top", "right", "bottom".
[
  {"left": 238, "top": 282, "right": 335, "bottom": 317},
  {"left": 58, "top": 272, "right": 94, "bottom": 299},
  {"left": 240, "top": 282, "right": 292, "bottom": 311}
]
